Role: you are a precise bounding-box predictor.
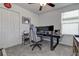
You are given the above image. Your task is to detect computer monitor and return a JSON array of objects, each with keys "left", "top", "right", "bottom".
[{"left": 36, "top": 25, "right": 54, "bottom": 32}]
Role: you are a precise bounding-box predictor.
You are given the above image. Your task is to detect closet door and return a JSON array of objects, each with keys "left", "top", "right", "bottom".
[
  {"left": 1, "top": 8, "right": 20, "bottom": 48},
  {"left": 0, "top": 9, "right": 2, "bottom": 48}
]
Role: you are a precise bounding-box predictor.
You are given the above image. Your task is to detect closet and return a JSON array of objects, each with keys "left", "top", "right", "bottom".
[{"left": 0, "top": 8, "right": 20, "bottom": 48}]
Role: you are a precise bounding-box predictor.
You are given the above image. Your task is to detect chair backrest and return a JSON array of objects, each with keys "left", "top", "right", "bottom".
[{"left": 30, "top": 24, "right": 38, "bottom": 42}]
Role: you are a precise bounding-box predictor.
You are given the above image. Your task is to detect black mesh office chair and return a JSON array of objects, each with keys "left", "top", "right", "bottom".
[{"left": 30, "top": 24, "right": 42, "bottom": 51}]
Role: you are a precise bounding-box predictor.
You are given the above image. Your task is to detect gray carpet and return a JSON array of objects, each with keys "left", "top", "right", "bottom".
[{"left": 5, "top": 41, "right": 73, "bottom": 56}]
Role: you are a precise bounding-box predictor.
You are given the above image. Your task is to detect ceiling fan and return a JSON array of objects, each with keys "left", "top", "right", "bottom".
[{"left": 28, "top": 3, "right": 55, "bottom": 11}]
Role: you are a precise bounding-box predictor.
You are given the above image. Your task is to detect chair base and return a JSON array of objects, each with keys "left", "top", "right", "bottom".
[{"left": 30, "top": 43, "right": 42, "bottom": 51}]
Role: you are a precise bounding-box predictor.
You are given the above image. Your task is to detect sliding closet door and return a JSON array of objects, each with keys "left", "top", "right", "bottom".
[
  {"left": 1, "top": 8, "right": 20, "bottom": 48},
  {"left": 0, "top": 9, "right": 2, "bottom": 48}
]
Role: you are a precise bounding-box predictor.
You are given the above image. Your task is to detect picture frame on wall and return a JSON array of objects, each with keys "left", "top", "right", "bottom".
[{"left": 22, "top": 16, "right": 30, "bottom": 24}]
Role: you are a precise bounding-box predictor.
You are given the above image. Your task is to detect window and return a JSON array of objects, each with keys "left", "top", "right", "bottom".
[{"left": 61, "top": 10, "right": 79, "bottom": 35}]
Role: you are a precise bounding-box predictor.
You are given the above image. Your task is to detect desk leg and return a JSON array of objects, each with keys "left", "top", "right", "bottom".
[
  {"left": 50, "top": 36, "right": 54, "bottom": 50},
  {"left": 56, "top": 38, "right": 59, "bottom": 45},
  {"left": 53, "top": 38, "right": 59, "bottom": 49}
]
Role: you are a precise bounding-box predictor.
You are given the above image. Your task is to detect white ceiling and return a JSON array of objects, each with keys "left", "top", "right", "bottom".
[{"left": 16, "top": 3, "right": 73, "bottom": 15}]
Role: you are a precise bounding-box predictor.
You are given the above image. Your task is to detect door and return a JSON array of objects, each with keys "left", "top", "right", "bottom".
[
  {"left": 0, "top": 8, "right": 20, "bottom": 48},
  {"left": 0, "top": 9, "right": 2, "bottom": 48}
]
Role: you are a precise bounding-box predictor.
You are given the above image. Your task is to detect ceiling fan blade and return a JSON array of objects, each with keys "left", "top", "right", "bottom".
[
  {"left": 47, "top": 3, "right": 55, "bottom": 7},
  {"left": 39, "top": 6, "right": 43, "bottom": 11},
  {"left": 28, "top": 3, "right": 35, "bottom": 4}
]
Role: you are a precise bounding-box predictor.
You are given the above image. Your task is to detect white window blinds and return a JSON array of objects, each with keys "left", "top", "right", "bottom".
[{"left": 61, "top": 10, "right": 79, "bottom": 35}]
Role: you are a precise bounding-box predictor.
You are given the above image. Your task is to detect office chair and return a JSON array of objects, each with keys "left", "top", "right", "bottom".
[{"left": 30, "top": 24, "right": 42, "bottom": 51}]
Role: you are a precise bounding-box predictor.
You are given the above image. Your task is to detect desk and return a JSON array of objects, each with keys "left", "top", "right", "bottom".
[
  {"left": 37, "top": 33, "right": 60, "bottom": 50},
  {"left": 73, "top": 36, "right": 79, "bottom": 56}
]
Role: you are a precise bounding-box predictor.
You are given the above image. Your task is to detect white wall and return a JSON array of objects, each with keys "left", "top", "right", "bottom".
[
  {"left": 60, "top": 35, "right": 73, "bottom": 46},
  {"left": 39, "top": 10, "right": 61, "bottom": 29},
  {"left": 0, "top": 3, "right": 39, "bottom": 48},
  {"left": 0, "top": 8, "right": 2, "bottom": 48},
  {"left": 38, "top": 4, "right": 79, "bottom": 46}
]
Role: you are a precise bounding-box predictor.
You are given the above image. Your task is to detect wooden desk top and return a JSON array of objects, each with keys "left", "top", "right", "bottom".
[{"left": 74, "top": 36, "right": 79, "bottom": 43}]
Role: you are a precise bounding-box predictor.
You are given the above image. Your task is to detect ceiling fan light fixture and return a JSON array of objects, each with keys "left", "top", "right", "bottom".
[{"left": 40, "top": 3, "right": 46, "bottom": 6}]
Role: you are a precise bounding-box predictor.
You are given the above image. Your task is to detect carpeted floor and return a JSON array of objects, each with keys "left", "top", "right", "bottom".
[{"left": 5, "top": 41, "right": 73, "bottom": 56}]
